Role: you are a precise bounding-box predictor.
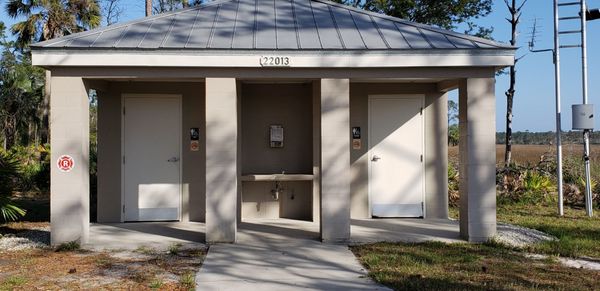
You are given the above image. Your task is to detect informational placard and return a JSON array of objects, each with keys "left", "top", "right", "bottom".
[
  {"left": 352, "top": 139, "right": 362, "bottom": 150},
  {"left": 270, "top": 125, "right": 284, "bottom": 148},
  {"left": 57, "top": 155, "right": 74, "bottom": 172},
  {"left": 190, "top": 140, "right": 200, "bottom": 152}
]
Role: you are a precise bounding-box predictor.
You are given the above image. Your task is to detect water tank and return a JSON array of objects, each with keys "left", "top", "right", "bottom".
[{"left": 572, "top": 104, "right": 594, "bottom": 130}]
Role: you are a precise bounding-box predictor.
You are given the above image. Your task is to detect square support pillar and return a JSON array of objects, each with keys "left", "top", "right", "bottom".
[
  {"left": 320, "top": 79, "right": 351, "bottom": 243},
  {"left": 205, "top": 78, "right": 238, "bottom": 243},
  {"left": 50, "top": 76, "right": 90, "bottom": 245},
  {"left": 458, "top": 78, "right": 497, "bottom": 242}
]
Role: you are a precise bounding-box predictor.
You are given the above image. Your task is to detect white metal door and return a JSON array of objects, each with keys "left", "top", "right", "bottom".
[
  {"left": 369, "top": 96, "right": 424, "bottom": 217},
  {"left": 123, "top": 95, "right": 181, "bottom": 221}
]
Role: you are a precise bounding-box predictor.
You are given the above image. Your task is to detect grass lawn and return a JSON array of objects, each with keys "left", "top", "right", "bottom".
[
  {"left": 450, "top": 203, "right": 600, "bottom": 258},
  {"left": 352, "top": 203, "right": 600, "bottom": 291},
  {"left": 496, "top": 203, "right": 600, "bottom": 258},
  {"left": 351, "top": 242, "right": 600, "bottom": 291}
]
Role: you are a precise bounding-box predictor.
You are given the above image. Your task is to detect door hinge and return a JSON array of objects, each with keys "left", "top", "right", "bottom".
[
  {"left": 122, "top": 205, "right": 125, "bottom": 213},
  {"left": 420, "top": 107, "right": 423, "bottom": 115},
  {"left": 122, "top": 156, "right": 125, "bottom": 164},
  {"left": 420, "top": 154, "right": 423, "bottom": 162},
  {"left": 122, "top": 107, "right": 126, "bottom": 115}
]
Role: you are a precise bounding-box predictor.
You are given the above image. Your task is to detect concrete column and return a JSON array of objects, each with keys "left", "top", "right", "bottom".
[
  {"left": 320, "top": 79, "right": 351, "bottom": 243},
  {"left": 458, "top": 78, "right": 496, "bottom": 242},
  {"left": 205, "top": 78, "right": 238, "bottom": 243},
  {"left": 424, "top": 92, "right": 449, "bottom": 219},
  {"left": 50, "top": 77, "right": 89, "bottom": 245},
  {"left": 312, "top": 81, "right": 321, "bottom": 223}
]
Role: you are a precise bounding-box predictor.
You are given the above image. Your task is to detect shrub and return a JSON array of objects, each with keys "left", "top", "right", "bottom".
[
  {"left": 522, "top": 170, "right": 554, "bottom": 193},
  {"left": 7, "top": 144, "right": 50, "bottom": 193},
  {"left": 448, "top": 163, "right": 459, "bottom": 206},
  {"left": 179, "top": 271, "right": 195, "bottom": 290},
  {"left": 55, "top": 241, "right": 81, "bottom": 252},
  {"left": 0, "top": 150, "right": 19, "bottom": 195},
  {"left": 0, "top": 151, "right": 26, "bottom": 222}
]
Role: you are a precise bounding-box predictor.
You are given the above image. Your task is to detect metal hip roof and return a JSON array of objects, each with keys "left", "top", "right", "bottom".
[{"left": 32, "top": 0, "right": 513, "bottom": 51}]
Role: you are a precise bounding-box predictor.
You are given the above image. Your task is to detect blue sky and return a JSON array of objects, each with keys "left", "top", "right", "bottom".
[{"left": 1, "top": 0, "right": 599, "bottom": 132}]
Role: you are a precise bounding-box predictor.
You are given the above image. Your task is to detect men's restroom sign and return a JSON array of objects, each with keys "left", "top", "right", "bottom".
[{"left": 57, "top": 155, "right": 74, "bottom": 172}]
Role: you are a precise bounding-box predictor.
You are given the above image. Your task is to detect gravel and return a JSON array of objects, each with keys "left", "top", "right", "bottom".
[
  {"left": 0, "top": 226, "right": 50, "bottom": 251},
  {"left": 494, "top": 223, "right": 557, "bottom": 248}
]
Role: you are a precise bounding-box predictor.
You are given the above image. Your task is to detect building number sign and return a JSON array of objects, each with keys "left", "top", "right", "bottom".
[{"left": 260, "top": 56, "right": 290, "bottom": 67}]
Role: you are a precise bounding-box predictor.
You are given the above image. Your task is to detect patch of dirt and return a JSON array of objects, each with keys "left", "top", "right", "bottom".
[
  {"left": 0, "top": 222, "right": 207, "bottom": 290},
  {"left": 0, "top": 247, "right": 206, "bottom": 290}
]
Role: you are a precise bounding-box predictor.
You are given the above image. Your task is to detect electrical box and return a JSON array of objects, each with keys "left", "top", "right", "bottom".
[
  {"left": 270, "top": 125, "right": 284, "bottom": 148},
  {"left": 572, "top": 104, "right": 594, "bottom": 130}
]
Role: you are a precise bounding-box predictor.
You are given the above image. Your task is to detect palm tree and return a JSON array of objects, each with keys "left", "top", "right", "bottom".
[
  {"left": 5, "top": 0, "right": 101, "bottom": 144},
  {"left": 6, "top": 0, "right": 101, "bottom": 49}
]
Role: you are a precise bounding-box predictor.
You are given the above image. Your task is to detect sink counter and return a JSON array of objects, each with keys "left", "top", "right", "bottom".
[{"left": 241, "top": 174, "right": 314, "bottom": 182}]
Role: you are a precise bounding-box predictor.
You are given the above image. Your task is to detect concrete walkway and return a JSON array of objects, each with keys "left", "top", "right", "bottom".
[{"left": 197, "top": 219, "right": 391, "bottom": 290}]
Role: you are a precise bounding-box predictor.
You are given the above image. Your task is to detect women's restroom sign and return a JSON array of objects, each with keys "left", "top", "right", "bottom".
[{"left": 57, "top": 155, "right": 75, "bottom": 172}]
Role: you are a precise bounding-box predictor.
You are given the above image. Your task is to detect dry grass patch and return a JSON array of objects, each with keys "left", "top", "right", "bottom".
[
  {"left": 351, "top": 242, "right": 600, "bottom": 291},
  {"left": 0, "top": 227, "right": 206, "bottom": 291},
  {"left": 0, "top": 248, "right": 206, "bottom": 290}
]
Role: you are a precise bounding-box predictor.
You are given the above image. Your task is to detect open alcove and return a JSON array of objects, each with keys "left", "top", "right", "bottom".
[{"left": 240, "top": 81, "right": 317, "bottom": 223}]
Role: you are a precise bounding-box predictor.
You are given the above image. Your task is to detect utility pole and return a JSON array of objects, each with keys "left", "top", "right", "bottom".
[
  {"left": 579, "top": 0, "right": 593, "bottom": 217},
  {"left": 553, "top": 0, "right": 565, "bottom": 216}
]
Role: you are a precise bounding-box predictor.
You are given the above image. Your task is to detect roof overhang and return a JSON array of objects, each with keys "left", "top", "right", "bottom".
[{"left": 32, "top": 49, "right": 515, "bottom": 68}]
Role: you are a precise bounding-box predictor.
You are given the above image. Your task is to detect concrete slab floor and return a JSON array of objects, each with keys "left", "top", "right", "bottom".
[{"left": 86, "top": 222, "right": 205, "bottom": 251}]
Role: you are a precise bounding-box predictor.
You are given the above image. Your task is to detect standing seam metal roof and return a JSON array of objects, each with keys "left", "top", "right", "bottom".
[{"left": 32, "top": 0, "right": 512, "bottom": 50}]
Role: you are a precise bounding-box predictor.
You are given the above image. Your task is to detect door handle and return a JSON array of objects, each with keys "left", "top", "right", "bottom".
[
  {"left": 167, "top": 157, "right": 180, "bottom": 163},
  {"left": 372, "top": 155, "right": 381, "bottom": 162}
]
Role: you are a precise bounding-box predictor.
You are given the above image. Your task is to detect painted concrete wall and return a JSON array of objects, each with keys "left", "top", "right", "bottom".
[
  {"left": 241, "top": 83, "right": 313, "bottom": 174},
  {"left": 96, "top": 82, "right": 205, "bottom": 223},
  {"left": 349, "top": 83, "right": 448, "bottom": 219},
  {"left": 95, "top": 80, "right": 448, "bottom": 226}
]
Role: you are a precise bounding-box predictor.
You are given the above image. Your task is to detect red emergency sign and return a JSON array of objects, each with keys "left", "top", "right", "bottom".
[{"left": 57, "top": 155, "right": 74, "bottom": 172}]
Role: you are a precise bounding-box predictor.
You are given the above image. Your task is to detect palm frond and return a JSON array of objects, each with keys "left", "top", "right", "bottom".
[
  {"left": 5, "top": 0, "right": 43, "bottom": 18},
  {"left": 0, "top": 196, "right": 27, "bottom": 222}
]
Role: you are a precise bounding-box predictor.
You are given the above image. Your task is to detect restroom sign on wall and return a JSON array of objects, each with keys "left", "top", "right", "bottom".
[{"left": 57, "top": 155, "right": 74, "bottom": 172}]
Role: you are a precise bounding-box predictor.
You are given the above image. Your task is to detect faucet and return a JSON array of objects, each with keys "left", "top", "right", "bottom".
[{"left": 271, "top": 181, "right": 283, "bottom": 201}]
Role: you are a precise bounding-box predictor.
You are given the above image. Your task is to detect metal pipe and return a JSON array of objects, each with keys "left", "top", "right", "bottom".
[
  {"left": 581, "top": 0, "right": 593, "bottom": 217},
  {"left": 554, "top": 0, "right": 565, "bottom": 216}
]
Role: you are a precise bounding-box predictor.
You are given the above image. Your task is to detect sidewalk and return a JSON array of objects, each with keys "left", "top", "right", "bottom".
[{"left": 196, "top": 239, "right": 391, "bottom": 291}]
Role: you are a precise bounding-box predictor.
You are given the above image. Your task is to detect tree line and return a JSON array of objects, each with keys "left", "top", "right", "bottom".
[{"left": 496, "top": 131, "right": 600, "bottom": 145}]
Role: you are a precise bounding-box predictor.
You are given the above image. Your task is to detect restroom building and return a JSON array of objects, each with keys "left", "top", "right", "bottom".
[{"left": 32, "top": 0, "right": 514, "bottom": 244}]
